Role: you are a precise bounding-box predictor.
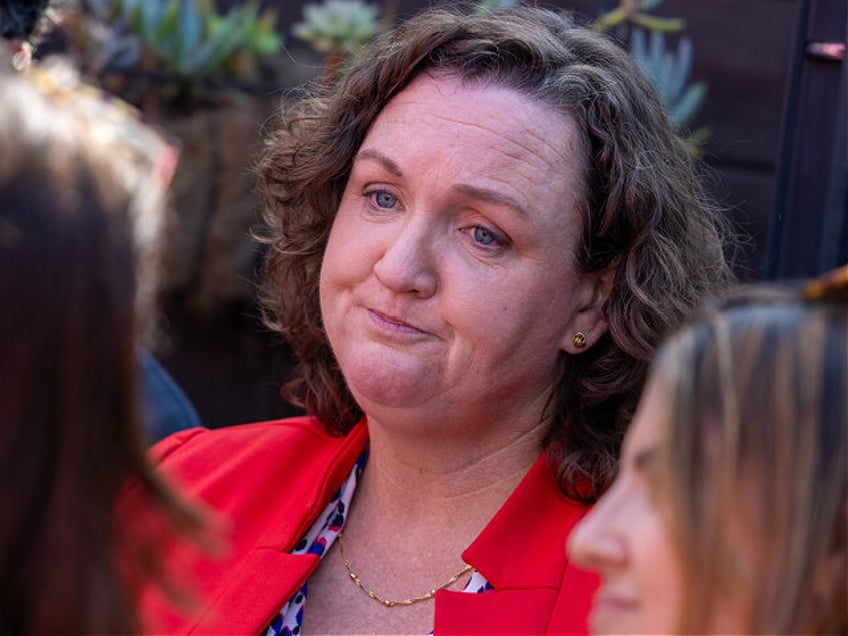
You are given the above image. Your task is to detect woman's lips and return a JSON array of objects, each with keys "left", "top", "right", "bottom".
[
  {"left": 367, "top": 308, "right": 428, "bottom": 336},
  {"left": 589, "top": 589, "right": 639, "bottom": 630}
]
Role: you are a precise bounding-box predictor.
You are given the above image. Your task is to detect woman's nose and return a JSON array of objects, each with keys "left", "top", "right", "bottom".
[
  {"left": 567, "top": 489, "right": 627, "bottom": 573},
  {"left": 373, "top": 219, "right": 438, "bottom": 297}
]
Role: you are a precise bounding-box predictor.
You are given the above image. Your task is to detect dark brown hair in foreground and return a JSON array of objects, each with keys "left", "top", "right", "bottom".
[{"left": 0, "top": 73, "right": 204, "bottom": 635}]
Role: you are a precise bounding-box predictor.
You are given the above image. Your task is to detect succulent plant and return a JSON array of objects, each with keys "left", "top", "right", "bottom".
[
  {"left": 292, "top": 0, "right": 379, "bottom": 55},
  {"left": 73, "top": 0, "right": 283, "bottom": 82},
  {"left": 290, "top": 0, "right": 709, "bottom": 147},
  {"left": 629, "top": 26, "right": 707, "bottom": 132},
  {"left": 594, "top": 0, "right": 684, "bottom": 33},
  {"left": 591, "top": 0, "right": 708, "bottom": 145}
]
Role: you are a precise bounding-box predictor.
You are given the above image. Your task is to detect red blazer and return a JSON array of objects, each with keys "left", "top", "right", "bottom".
[{"left": 139, "top": 416, "right": 598, "bottom": 635}]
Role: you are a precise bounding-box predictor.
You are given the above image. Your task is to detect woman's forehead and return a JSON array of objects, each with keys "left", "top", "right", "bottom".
[
  {"left": 625, "top": 377, "right": 670, "bottom": 459},
  {"left": 361, "top": 74, "right": 586, "bottom": 193}
]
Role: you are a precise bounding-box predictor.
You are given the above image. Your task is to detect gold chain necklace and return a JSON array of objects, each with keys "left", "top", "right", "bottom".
[{"left": 336, "top": 532, "right": 473, "bottom": 607}]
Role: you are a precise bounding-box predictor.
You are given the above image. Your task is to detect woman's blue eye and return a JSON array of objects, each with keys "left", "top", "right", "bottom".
[
  {"left": 473, "top": 225, "right": 498, "bottom": 246},
  {"left": 374, "top": 191, "right": 397, "bottom": 208}
]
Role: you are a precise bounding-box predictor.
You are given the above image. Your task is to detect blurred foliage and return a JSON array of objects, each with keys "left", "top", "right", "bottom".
[
  {"left": 474, "top": 0, "right": 520, "bottom": 12},
  {"left": 630, "top": 27, "right": 706, "bottom": 131},
  {"left": 61, "top": 0, "right": 708, "bottom": 147},
  {"left": 292, "top": 0, "right": 708, "bottom": 150},
  {"left": 292, "top": 0, "right": 378, "bottom": 54},
  {"left": 594, "top": 0, "right": 710, "bottom": 149},
  {"left": 290, "top": 0, "right": 379, "bottom": 78},
  {"left": 593, "top": 0, "right": 683, "bottom": 33},
  {"left": 65, "top": 0, "right": 283, "bottom": 110}
]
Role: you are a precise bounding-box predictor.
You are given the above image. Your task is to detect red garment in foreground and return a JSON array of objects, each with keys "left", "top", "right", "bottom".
[{"left": 136, "top": 416, "right": 598, "bottom": 634}]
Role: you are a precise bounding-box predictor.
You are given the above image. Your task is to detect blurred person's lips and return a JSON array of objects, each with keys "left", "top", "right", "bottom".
[{"left": 589, "top": 587, "right": 640, "bottom": 630}]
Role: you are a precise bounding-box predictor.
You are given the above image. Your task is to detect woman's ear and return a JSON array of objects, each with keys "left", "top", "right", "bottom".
[{"left": 560, "top": 261, "right": 616, "bottom": 354}]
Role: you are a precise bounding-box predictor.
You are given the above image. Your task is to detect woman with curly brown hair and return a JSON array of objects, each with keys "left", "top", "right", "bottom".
[{"left": 140, "top": 5, "right": 734, "bottom": 634}]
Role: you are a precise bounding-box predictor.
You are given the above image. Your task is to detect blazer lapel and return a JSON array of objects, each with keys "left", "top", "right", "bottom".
[{"left": 434, "top": 453, "right": 597, "bottom": 635}]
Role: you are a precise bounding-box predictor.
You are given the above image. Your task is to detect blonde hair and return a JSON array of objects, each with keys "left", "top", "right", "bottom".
[{"left": 653, "top": 283, "right": 847, "bottom": 634}]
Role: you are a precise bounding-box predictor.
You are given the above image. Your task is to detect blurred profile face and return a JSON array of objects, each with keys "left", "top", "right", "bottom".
[
  {"left": 569, "top": 376, "right": 751, "bottom": 635},
  {"left": 567, "top": 378, "right": 682, "bottom": 634},
  {"left": 319, "top": 73, "right": 610, "bottom": 432}
]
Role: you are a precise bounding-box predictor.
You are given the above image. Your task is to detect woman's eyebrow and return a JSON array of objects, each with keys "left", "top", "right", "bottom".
[
  {"left": 355, "top": 148, "right": 403, "bottom": 177},
  {"left": 452, "top": 183, "right": 529, "bottom": 219}
]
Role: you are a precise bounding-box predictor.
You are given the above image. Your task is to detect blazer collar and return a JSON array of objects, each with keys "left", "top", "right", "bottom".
[{"left": 461, "top": 451, "right": 589, "bottom": 590}]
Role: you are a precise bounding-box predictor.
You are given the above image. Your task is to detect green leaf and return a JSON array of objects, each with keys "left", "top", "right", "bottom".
[
  {"left": 667, "top": 36, "right": 693, "bottom": 100},
  {"left": 475, "top": 0, "right": 520, "bottom": 13},
  {"left": 191, "top": 7, "right": 245, "bottom": 75},
  {"left": 592, "top": 6, "right": 627, "bottom": 31},
  {"left": 140, "top": 0, "right": 164, "bottom": 42},
  {"left": 254, "top": 9, "right": 284, "bottom": 52},
  {"left": 126, "top": 1, "right": 145, "bottom": 36},
  {"left": 175, "top": 0, "right": 202, "bottom": 69},
  {"left": 671, "top": 81, "right": 707, "bottom": 129},
  {"left": 687, "top": 125, "right": 712, "bottom": 145},
  {"left": 153, "top": 2, "right": 180, "bottom": 71},
  {"left": 251, "top": 31, "right": 283, "bottom": 55},
  {"left": 207, "top": 13, "right": 224, "bottom": 36},
  {"left": 83, "top": 0, "right": 284, "bottom": 84},
  {"left": 630, "top": 12, "right": 685, "bottom": 33}
]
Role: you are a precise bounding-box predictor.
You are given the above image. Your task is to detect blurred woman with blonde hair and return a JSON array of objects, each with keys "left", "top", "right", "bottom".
[{"left": 570, "top": 265, "right": 848, "bottom": 635}]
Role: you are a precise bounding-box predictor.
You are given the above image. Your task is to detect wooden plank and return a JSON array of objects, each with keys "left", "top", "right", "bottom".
[{"left": 769, "top": 0, "right": 847, "bottom": 277}]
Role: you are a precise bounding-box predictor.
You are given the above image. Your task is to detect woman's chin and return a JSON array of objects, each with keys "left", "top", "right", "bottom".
[
  {"left": 343, "top": 356, "right": 436, "bottom": 411},
  {"left": 589, "top": 605, "right": 673, "bottom": 636}
]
